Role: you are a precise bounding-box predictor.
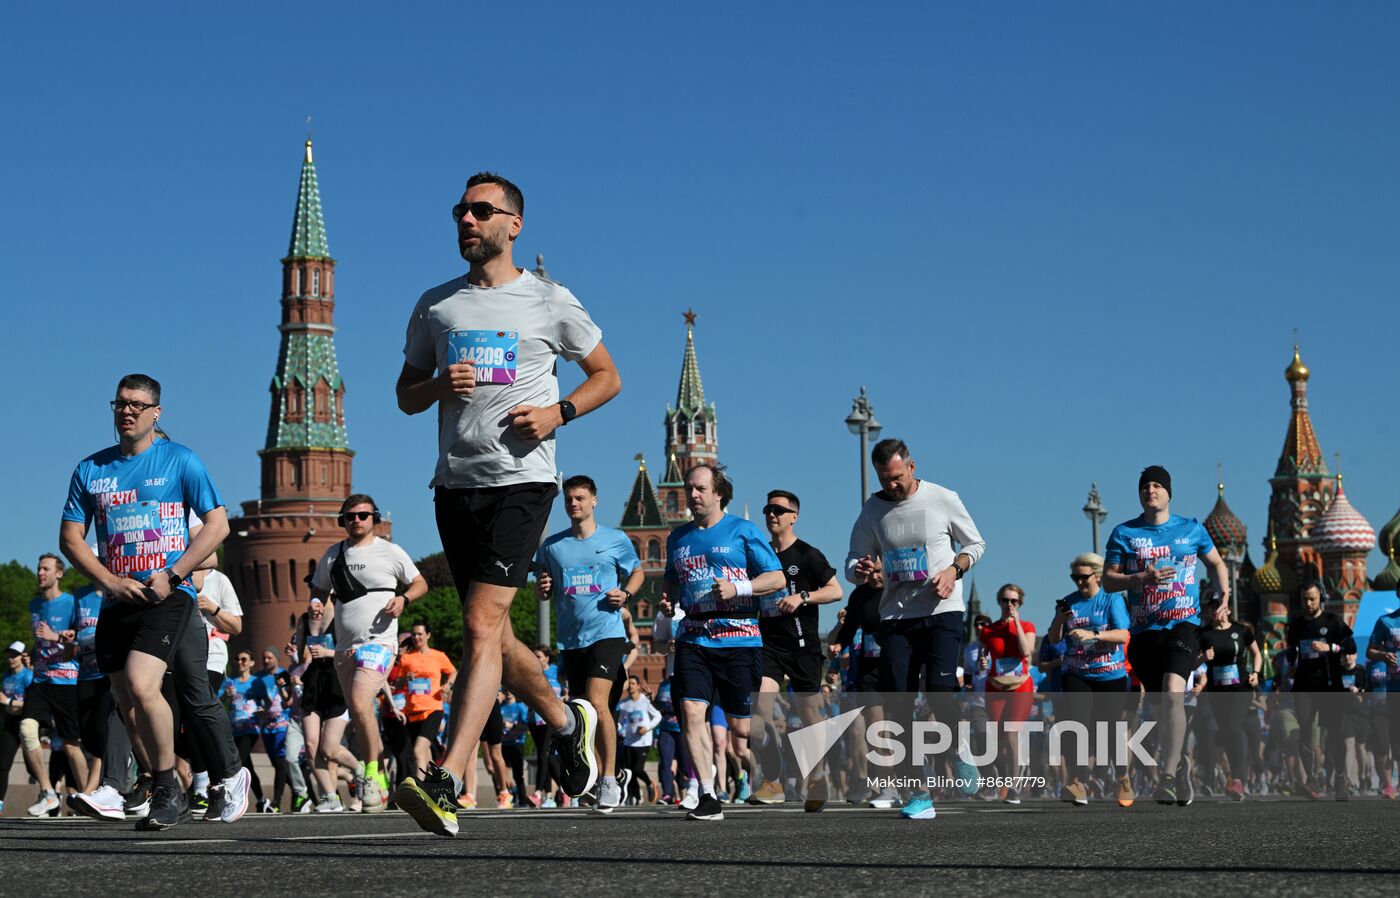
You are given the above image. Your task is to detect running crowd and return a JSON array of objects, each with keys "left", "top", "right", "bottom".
[{"left": 6, "top": 172, "right": 1399, "bottom": 833}]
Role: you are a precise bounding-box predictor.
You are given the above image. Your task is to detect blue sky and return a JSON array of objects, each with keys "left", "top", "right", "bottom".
[{"left": 4, "top": 2, "right": 1399, "bottom": 629}]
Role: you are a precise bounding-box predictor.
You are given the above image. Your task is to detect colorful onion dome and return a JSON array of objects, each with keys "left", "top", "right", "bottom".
[
  {"left": 1312, "top": 476, "right": 1375, "bottom": 554},
  {"left": 1203, "top": 481, "right": 1247, "bottom": 550},
  {"left": 1285, "top": 345, "right": 1310, "bottom": 383}
]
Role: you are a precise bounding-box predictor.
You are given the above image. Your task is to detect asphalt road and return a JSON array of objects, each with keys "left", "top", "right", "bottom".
[{"left": 2, "top": 799, "right": 1395, "bottom": 897}]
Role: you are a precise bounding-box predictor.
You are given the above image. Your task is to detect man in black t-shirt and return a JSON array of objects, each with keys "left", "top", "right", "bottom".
[{"left": 750, "top": 490, "right": 843, "bottom": 809}]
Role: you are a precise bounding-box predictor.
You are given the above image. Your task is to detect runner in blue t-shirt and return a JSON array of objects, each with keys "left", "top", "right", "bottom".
[
  {"left": 19, "top": 553, "right": 85, "bottom": 817},
  {"left": 499, "top": 692, "right": 531, "bottom": 805},
  {"left": 534, "top": 474, "right": 645, "bottom": 813},
  {"left": 68, "top": 584, "right": 116, "bottom": 801},
  {"left": 1365, "top": 598, "right": 1400, "bottom": 787},
  {"left": 0, "top": 642, "right": 36, "bottom": 815},
  {"left": 1046, "top": 552, "right": 1132, "bottom": 806},
  {"left": 1102, "top": 465, "right": 1230, "bottom": 807},
  {"left": 658, "top": 464, "right": 784, "bottom": 821},
  {"left": 57, "top": 374, "right": 232, "bottom": 830},
  {"left": 251, "top": 649, "right": 291, "bottom": 813}
]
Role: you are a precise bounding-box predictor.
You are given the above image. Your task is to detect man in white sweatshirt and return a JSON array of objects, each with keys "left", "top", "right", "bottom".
[{"left": 845, "top": 438, "right": 986, "bottom": 820}]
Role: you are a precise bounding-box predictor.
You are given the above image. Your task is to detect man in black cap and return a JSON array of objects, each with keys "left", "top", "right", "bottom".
[{"left": 1102, "top": 465, "right": 1230, "bottom": 807}]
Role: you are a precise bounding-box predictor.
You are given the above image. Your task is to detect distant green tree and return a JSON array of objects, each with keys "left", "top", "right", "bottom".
[{"left": 412, "top": 553, "right": 553, "bottom": 654}]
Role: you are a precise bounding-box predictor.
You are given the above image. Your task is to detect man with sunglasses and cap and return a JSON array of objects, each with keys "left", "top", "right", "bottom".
[
  {"left": 750, "top": 489, "right": 842, "bottom": 809},
  {"left": 310, "top": 493, "right": 427, "bottom": 812},
  {"left": 58, "top": 374, "right": 232, "bottom": 829},
  {"left": 1102, "top": 465, "right": 1230, "bottom": 806},
  {"left": 395, "top": 172, "right": 621, "bottom": 836}
]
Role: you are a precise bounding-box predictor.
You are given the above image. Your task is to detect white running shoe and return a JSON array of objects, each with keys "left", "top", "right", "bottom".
[
  {"left": 27, "top": 790, "right": 59, "bottom": 817},
  {"left": 680, "top": 780, "right": 700, "bottom": 811},
  {"left": 315, "top": 794, "right": 345, "bottom": 813},
  {"left": 216, "top": 768, "right": 252, "bottom": 823},
  {"left": 361, "top": 778, "right": 386, "bottom": 814},
  {"left": 869, "top": 786, "right": 901, "bottom": 809},
  {"left": 595, "top": 779, "right": 623, "bottom": 815},
  {"left": 70, "top": 785, "right": 126, "bottom": 821}
]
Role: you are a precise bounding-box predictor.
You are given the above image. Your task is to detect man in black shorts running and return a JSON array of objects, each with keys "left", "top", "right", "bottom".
[
  {"left": 750, "top": 490, "right": 842, "bottom": 809},
  {"left": 394, "top": 172, "right": 622, "bottom": 836},
  {"left": 58, "top": 374, "right": 231, "bottom": 829}
]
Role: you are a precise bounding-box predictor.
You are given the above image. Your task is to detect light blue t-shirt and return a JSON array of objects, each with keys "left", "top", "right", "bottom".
[
  {"left": 29, "top": 593, "right": 79, "bottom": 685},
  {"left": 501, "top": 700, "right": 530, "bottom": 744},
  {"left": 250, "top": 670, "right": 289, "bottom": 732},
  {"left": 225, "top": 676, "right": 260, "bottom": 737},
  {"left": 1060, "top": 589, "right": 1131, "bottom": 681},
  {"left": 536, "top": 526, "right": 640, "bottom": 650},
  {"left": 3, "top": 666, "right": 33, "bottom": 703},
  {"left": 666, "top": 514, "right": 782, "bottom": 649},
  {"left": 1369, "top": 610, "right": 1400, "bottom": 687},
  {"left": 73, "top": 586, "right": 105, "bottom": 682},
  {"left": 1104, "top": 514, "right": 1215, "bottom": 633},
  {"left": 62, "top": 438, "right": 224, "bottom": 600}
]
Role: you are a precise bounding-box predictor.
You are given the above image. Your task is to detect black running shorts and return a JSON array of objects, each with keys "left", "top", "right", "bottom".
[{"left": 434, "top": 483, "right": 557, "bottom": 591}]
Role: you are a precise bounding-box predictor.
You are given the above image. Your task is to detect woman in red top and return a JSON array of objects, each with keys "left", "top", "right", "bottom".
[{"left": 979, "top": 584, "right": 1036, "bottom": 804}]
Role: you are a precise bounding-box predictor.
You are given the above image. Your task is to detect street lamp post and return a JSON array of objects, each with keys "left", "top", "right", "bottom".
[
  {"left": 1083, "top": 483, "right": 1107, "bottom": 554},
  {"left": 845, "top": 386, "right": 883, "bottom": 506}
]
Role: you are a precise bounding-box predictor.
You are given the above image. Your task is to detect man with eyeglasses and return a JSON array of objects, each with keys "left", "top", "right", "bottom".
[
  {"left": 749, "top": 490, "right": 842, "bottom": 809},
  {"left": 846, "top": 438, "right": 986, "bottom": 821},
  {"left": 58, "top": 374, "right": 233, "bottom": 829},
  {"left": 534, "top": 474, "right": 644, "bottom": 814},
  {"left": 395, "top": 172, "right": 621, "bottom": 836},
  {"left": 1102, "top": 465, "right": 1229, "bottom": 806}
]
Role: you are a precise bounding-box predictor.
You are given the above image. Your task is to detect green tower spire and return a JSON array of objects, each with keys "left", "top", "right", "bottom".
[{"left": 287, "top": 139, "right": 330, "bottom": 260}]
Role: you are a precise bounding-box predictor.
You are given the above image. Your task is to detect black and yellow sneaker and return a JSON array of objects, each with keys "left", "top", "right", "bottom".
[
  {"left": 551, "top": 698, "right": 599, "bottom": 798},
  {"left": 394, "top": 762, "right": 461, "bottom": 837}
]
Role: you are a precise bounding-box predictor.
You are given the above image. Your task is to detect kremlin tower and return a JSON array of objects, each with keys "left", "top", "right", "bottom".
[{"left": 222, "top": 139, "right": 388, "bottom": 657}]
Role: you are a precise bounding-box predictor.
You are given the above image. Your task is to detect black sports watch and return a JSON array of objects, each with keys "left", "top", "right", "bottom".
[
  {"left": 557, "top": 399, "right": 578, "bottom": 425},
  {"left": 163, "top": 567, "right": 186, "bottom": 588}
]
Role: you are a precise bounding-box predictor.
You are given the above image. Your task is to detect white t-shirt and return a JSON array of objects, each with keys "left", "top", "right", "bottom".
[
  {"left": 311, "top": 537, "right": 420, "bottom": 648},
  {"left": 196, "top": 570, "right": 243, "bottom": 674},
  {"left": 845, "top": 480, "right": 987, "bottom": 621},
  {"left": 616, "top": 695, "right": 662, "bottom": 748},
  {"left": 401, "top": 268, "right": 603, "bottom": 488}
]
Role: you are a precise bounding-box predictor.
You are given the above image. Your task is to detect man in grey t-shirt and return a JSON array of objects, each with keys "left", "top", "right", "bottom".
[{"left": 394, "top": 172, "right": 621, "bottom": 836}]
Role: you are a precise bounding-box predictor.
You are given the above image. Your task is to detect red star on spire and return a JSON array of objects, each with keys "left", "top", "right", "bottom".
[{"left": 683, "top": 308, "right": 697, "bottom": 327}]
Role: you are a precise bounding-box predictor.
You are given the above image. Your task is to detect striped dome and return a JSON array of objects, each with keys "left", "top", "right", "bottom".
[
  {"left": 1312, "top": 480, "right": 1375, "bottom": 554},
  {"left": 1204, "top": 487, "right": 1247, "bottom": 550}
]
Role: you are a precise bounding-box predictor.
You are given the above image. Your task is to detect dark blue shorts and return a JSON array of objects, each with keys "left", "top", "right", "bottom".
[
  {"left": 877, "top": 611, "right": 964, "bottom": 692},
  {"left": 674, "top": 643, "right": 762, "bottom": 719}
]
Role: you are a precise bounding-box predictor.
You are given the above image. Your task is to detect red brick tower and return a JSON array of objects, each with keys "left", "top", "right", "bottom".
[{"left": 223, "top": 139, "right": 388, "bottom": 658}]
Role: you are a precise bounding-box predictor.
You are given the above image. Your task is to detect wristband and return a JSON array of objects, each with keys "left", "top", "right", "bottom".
[{"left": 735, "top": 581, "right": 753, "bottom": 598}]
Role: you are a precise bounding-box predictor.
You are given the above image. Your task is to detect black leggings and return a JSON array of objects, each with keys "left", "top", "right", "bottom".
[
  {"left": 1207, "top": 688, "right": 1251, "bottom": 784},
  {"left": 503, "top": 743, "right": 527, "bottom": 802},
  {"left": 0, "top": 714, "right": 21, "bottom": 802},
  {"left": 531, "top": 724, "right": 560, "bottom": 793},
  {"left": 621, "top": 745, "right": 653, "bottom": 800},
  {"left": 234, "top": 733, "right": 265, "bottom": 802},
  {"left": 1293, "top": 690, "right": 1343, "bottom": 784},
  {"left": 1059, "top": 674, "right": 1129, "bottom": 778}
]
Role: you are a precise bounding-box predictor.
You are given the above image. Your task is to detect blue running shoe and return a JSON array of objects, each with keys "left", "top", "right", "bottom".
[
  {"left": 953, "top": 755, "right": 979, "bottom": 796},
  {"left": 900, "top": 792, "right": 937, "bottom": 820}
]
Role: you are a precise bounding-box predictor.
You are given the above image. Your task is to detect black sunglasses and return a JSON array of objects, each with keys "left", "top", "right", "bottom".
[
  {"left": 339, "top": 511, "right": 375, "bottom": 523},
  {"left": 762, "top": 504, "right": 796, "bottom": 517},
  {"left": 451, "top": 201, "right": 518, "bottom": 222},
  {"left": 1071, "top": 574, "right": 1095, "bottom": 583}
]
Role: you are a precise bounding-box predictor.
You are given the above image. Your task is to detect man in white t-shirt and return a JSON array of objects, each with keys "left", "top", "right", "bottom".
[
  {"left": 846, "top": 438, "right": 987, "bottom": 822},
  {"left": 310, "top": 493, "right": 427, "bottom": 812}
]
